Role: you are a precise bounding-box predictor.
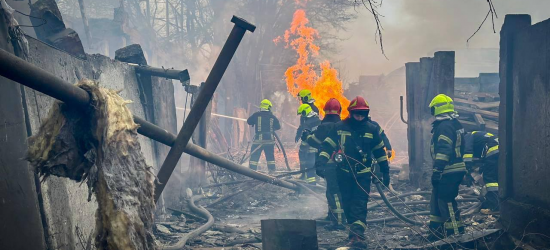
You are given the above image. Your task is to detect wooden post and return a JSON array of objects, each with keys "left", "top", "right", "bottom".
[
  {"left": 261, "top": 219, "right": 318, "bottom": 250},
  {"left": 405, "top": 62, "right": 420, "bottom": 186}
]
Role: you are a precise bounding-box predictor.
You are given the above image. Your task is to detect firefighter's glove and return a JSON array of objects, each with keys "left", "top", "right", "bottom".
[
  {"left": 382, "top": 172, "right": 390, "bottom": 187},
  {"left": 386, "top": 149, "right": 393, "bottom": 159},
  {"left": 301, "top": 130, "right": 310, "bottom": 142},
  {"left": 431, "top": 170, "right": 442, "bottom": 186},
  {"left": 295, "top": 133, "right": 301, "bottom": 143}
]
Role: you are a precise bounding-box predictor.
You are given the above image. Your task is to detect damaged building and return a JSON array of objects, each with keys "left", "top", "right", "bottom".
[{"left": 1, "top": 0, "right": 550, "bottom": 250}]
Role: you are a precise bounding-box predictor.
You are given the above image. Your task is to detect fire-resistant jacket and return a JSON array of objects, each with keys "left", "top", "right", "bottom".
[
  {"left": 463, "top": 131, "right": 499, "bottom": 164},
  {"left": 296, "top": 115, "right": 321, "bottom": 143},
  {"left": 431, "top": 118, "right": 466, "bottom": 174},
  {"left": 305, "top": 114, "right": 341, "bottom": 149},
  {"left": 317, "top": 118, "right": 389, "bottom": 174},
  {"left": 247, "top": 111, "right": 281, "bottom": 142}
]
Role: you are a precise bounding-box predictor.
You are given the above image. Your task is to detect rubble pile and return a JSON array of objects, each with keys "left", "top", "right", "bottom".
[{"left": 154, "top": 169, "right": 499, "bottom": 249}]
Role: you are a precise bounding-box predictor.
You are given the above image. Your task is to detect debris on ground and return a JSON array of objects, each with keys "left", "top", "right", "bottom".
[
  {"left": 154, "top": 167, "right": 500, "bottom": 249},
  {"left": 27, "top": 80, "right": 156, "bottom": 249}
]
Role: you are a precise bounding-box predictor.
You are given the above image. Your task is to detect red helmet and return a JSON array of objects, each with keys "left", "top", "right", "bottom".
[
  {"left": 324, "top": 98, "right": 342, "bottom": 115},
  {"left": 347, "top": 96, "right": 370, "bottom": 112}
]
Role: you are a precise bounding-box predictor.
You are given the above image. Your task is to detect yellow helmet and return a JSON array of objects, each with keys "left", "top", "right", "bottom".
[
  {"left": 429, "top": 94, "right": 455, "bottom": 116},
  {"left": 298, "top": 89, "right": 313, "bottom": 103},
  {"left": 297, "top": 104, "right": 313, "bottom": 117},
  {"left": 260, "top": 99, "right": 272, "bottom": 110}
]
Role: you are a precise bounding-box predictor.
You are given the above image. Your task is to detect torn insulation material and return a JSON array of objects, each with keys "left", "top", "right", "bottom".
[{"left": 27, "top": 80, "right": 157, "bottom": 250}]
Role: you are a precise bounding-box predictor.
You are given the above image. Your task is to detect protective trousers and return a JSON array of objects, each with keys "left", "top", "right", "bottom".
[
  {"left": 481, "top": 154, "right": 499, "bottom": 211},
  {"left": 324, "top": 163, "right": 345, "bottom": 226},
  {"left": 249, "top": 141, "right": 275, "bottom": 171},
  {"left": 429, "top": 171, "right": 466, "bottom": 240},
  {"left": 299, "top": 143, "right": 317, "bottom": 184},
  {"left": 337, "top": 167, "right": 371, "bottom": 240}
]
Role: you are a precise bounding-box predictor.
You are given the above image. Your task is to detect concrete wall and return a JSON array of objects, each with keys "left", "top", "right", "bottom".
[
  {"left": 405, "top": 51, "right": 455, "bottom": 188},
  {"left": 455, "top": 77, "right": 479, "bottom": 92},
  {"left": 455, "top": 73, "right": 499, "bottom": 94},
  {"left": 499, "top": 14, "right": 550, "bottom": 248},
  {"left": 21, "top": 37, "right": 177, "bottom": 249}
]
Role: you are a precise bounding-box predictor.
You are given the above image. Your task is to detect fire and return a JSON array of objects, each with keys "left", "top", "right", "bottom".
[{"left": 275, "top": 4, "right": 350, "bottom": 118}]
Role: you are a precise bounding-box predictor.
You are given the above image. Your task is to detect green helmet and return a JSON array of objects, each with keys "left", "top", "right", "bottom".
[
  {"left": 298, "top": 89, "right": 313, "bottom": 103},
  {"left": 260, "top": 99, "right": 272, "bottom": 110},
  {"left": 297, "top": 104, "right": 313, "bottom": 117},
  {"left": 429, "top": 94, "right": 455, "bottom": 116}
]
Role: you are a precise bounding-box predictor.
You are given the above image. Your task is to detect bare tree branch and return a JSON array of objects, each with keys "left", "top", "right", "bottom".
[{"left": 467, "top": 0, "right": 498, "bottom": 43}]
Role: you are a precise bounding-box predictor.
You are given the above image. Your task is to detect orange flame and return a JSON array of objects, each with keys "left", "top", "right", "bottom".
[{"left": 275, "top": 7, "right": 350, "bottom": 118}]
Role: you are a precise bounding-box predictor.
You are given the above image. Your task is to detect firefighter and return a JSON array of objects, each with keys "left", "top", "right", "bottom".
[
  {"left": 464, "top": 131, "right": 499, "bottom": 212},
  {"left": 296, "top": 103, "right": 321, "bottom": 184},
  {"left": 315, "top": 96, "right": 390, "bottom": 248},
  {"left": 303, "top": 98, "right": 345, "bottom": 230},
  {"left": 297, "top": 89, "right": 319, "bottom": 115},
  {"left": 247, "top": 99, "right": 281, "bottom": 173},
  {"left": 428, "top": 94, "right": 466, "bottom": 241}
]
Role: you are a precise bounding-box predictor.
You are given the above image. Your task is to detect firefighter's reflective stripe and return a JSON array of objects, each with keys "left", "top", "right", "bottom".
[
  {"left": 250, "top": 161, "right": 259, "bottom": 166},
  {"left": 309, "top": 134, "right": 322, "bottom": 144},
  {"left": 430, "top": 215, "right": 445, "bottom": 223},
  {"left": 320, "top": 152, "right": 331, "bottom": 159},
  {"left": 374, "top": 141, "right": 384, "bottom": 150},
  {"left": 486, "top": 182, "right": 499, "bottom": 192},
  {"left": 253, "top": 140, "right": 275, "bottom": 144},
  {"left": 334, "top": 194, "right": 344, "bottom": 224},
  {"left": 352, "top": 220, "right": 367, "bottom": 230},
  {"left": 486, "top": 145, "right": 499, "bottom": 157},
  {"left": 357, "top": 167, "right": 371, "bottom": 174},
  {"left": 436, "top": 153, "right": 450, "bottom": 161},
  {"left": 337, "top": 130, "right": 351, "bottom": 151},
  {"left": 379, "top": 127, "right": 383, "bottom": 135},
  {"left": 306, "top": 177, "right": 316, "bottom": 183},
  {"left": 340, "top": 168, "right": 350, "bottom": 173},
  {"left": 455, "top": 131, "right": 462, "bottom": 158},
  {"left": 257, "top": 117, "right": 262, "bottom": 132},
  {"left": 301, "top": 141, "right": 308, "bottom": 146},
  {"left": 267, "top": 161, "right": 276, "bottom": 165},
  {"left": 438, "top": 135, "right": 453, "bottom": 145},
  {"left": 463, "top": 153, "right": 474, "bottom": 162},
  {"left": 270, "top": 118, "right": 273, "bottom": 131},
  {"left": 447, "top": 203, "right": 459, "bottom": 235},
  {"left": 444, "top": 221, "right": 463, "bottom": 229},
  {"left": 325, "top": 138, "right": 337, "bottom": 149},
  {"left": 442, "top": 162, "right": 466, "bottom": 174},
  {"left": 376, "top": 155, "right": 388, "bottom": 163},
  {"left": 364, "top": 133, "right": 373, "bottom": 139},
  {"left": 308, "top": 147, "right": 318, "bottom": 153}
]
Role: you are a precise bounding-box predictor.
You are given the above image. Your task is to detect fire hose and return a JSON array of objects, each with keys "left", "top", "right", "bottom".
[
  {"left": 164, "top": 195, "right": 215, "bottom": 249},
  {"left": 274, "top": 132, "right": 292, "bottom": 171}
]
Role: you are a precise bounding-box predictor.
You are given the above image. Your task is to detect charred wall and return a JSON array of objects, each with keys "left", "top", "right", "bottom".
[
  {"left": 499, "top": 14, "right": 550, "bottom": 248},
  {"left": 16, "top": 37, "right": 178, "bottom": 249}
]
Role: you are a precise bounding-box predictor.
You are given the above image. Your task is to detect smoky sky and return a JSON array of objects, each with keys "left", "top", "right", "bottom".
[{"left": 333, "top": 0, "right": 550, "bottom": 79}]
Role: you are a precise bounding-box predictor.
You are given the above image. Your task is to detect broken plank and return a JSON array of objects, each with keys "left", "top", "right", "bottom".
[
  {"left": 456, "top": 106, "right": 499, "bottom": 120},
  {"left": 455, "top": 97, "right": 500, "bottom": 110},
  {"left": 474, "top": 113, "right": 486, "bottom": 131}
]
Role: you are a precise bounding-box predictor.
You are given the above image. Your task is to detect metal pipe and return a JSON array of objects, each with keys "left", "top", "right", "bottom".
[
  {"left": 400, "top": 96, "right": 408, "bottom": 124},
  {"left": 155, "top": 16, "right": 256, "bottom": 202},
  {"left": 132, "top": 65, "right": 190, "bottom": 84},
  {"left": 0, "top": 43, "right": 297, "bottom": 193}
]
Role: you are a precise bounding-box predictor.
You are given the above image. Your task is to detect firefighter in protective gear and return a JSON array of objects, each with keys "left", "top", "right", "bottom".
[
  {"left": 428, "top": 94, "right": 466, "bottom": 241},
  {"left": 464, "top": 131, "right": 499, "bottom": 212},
  {"left": 247, "top": 99, "right": 281, "bottom": 172},
  {"left": 304, "top": 98, "right": 345, "bottom": 230},
  {"left": 297, "top": 103, "right": 321, "bottom": 184},
  {"left": 315, "top": 96, "right": 390, "bottom": 248},
  {"left": 296, "top": 89, "right": 320, "bottom": 143}
]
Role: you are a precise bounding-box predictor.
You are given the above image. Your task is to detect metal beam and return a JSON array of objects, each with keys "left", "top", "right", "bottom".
[
  {"left": 132, "top": 65, "right": 190, "bottom": 85},
  {"left": 0, "top": 36, "right": 298, "bottom": 196},
  {"left": 154, "top": 16, "right": 256, "bottom": 201}
]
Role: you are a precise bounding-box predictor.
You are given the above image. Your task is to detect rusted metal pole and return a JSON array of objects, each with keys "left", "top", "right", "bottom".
[
  {"left": 154, "top": 16, "right": 256, "bottom": 202},
  {"left": 132, "top": 65, "right": 190, "bottom": 84},
  {"left": 0, "top": 47, "right": 298, "bottom": 193},
  {"left": 399, "top": 96, "right": 408, "bottom": 124}
]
